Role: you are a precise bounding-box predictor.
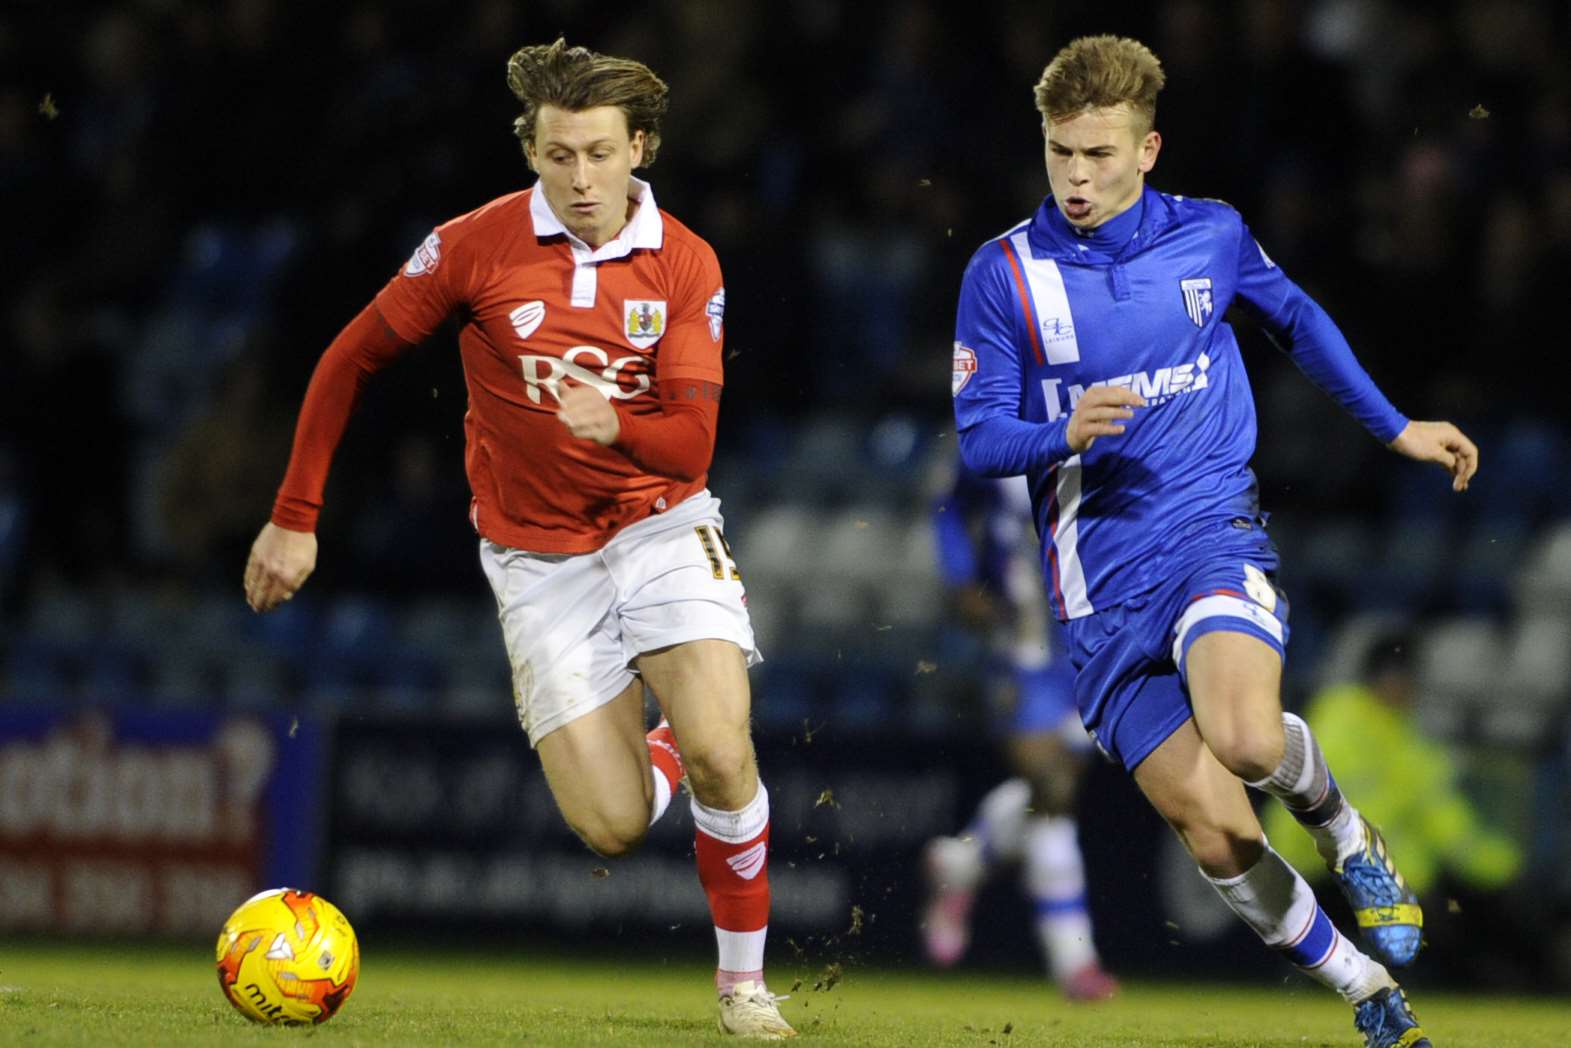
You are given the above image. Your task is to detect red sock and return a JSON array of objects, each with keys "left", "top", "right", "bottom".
[
  {"left": 692, "top": 783, "right": 771, "bottom": 991},
  {"left": 646, "top": 721, "right": 683, "bottom": 826}
]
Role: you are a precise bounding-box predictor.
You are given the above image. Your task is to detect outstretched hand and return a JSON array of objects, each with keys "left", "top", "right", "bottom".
[
  {"left": 556, "top": 383, "right": 620, "bottom": 445},
  {"left": 1389, "top": 420, "right": 1479, "bottom": 492},
  {"left": 1067, "top": 386, "right": 1147, "bottom": 453},
  {"left": 244, "top": 522, "right": 318, "bottom": 612}
]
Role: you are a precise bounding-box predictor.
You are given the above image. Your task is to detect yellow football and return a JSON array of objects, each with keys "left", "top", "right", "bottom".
[{"left": 215, "top": 888, "right": 359, "bottom": 1024}]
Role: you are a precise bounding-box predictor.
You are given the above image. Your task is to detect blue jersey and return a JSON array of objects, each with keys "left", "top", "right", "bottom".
[
  {"left": 934, "top": 462, "right": 1081, "bottom": 740},
  {"left": 933, "top": 464, "right": 1070, "bottom": 671},
  {"left": 952, "top": 187, "right": 1406, "bottom": 620},
  {"left": 933, "top": 466, "right": 1035, "bottom": 595}
]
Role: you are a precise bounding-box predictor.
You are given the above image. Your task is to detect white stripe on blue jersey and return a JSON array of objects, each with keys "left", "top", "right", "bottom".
[{"left": 1009, "top": 230, "right": 1081, "bottom": 364}]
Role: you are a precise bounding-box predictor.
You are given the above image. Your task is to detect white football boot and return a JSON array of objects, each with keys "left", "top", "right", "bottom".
[{"left": 718, "top": 980, "right": 796, "bottom": 1039}]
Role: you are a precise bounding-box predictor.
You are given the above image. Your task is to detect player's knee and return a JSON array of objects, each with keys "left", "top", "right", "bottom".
[
  {"left": 1182, "top": 823, "right": 1265, "bottom": 878},
  {"left": 572, "top": 813, "right": 648, "bottom": 858},
  {"left": 1203, "top": 718, "right": 1283, "bottom": 783},
  {"left": 683, "top": 734, "right": 754, "bottom": 795}
]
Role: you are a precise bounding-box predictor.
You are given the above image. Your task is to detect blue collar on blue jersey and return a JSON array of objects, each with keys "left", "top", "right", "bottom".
[{"left": 1030, "top": 185, "right": 1177, "bottom": 264}]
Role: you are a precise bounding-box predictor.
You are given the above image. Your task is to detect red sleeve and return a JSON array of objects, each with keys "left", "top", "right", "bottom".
[
  {"left": 375, "top": 225, "right": 471, "bottom": 344},
  {"left": 656, "top": 235, "right": 726, "bottom": 385},
  {"left": 610, "top": 378, "right": 721, "bottom": 482},
  {"left": 270, "top": 304, "right": 413, "bottom": 531}
]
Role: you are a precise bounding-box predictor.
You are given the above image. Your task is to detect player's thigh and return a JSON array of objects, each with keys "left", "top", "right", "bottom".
[
  {"left": 606, "top": 501, "right": 761, "bottom": 803},
  {"left": 480, "top": 539, "right": 636, "bottom": 745},
  {"left": 1132, "top": 717, "right": 1264, "bottom": 877},
  {"left": 610, "top": 509, "right": 762, "bottom": 677},
  {"left": 1184, "top": 630, "right": 1286, "bottom": 780},
  {"left": 637, "top": 639, "right": 758, "bottom": 806},
  {"left": 1169, "top": 556, "right": 1292, "bottom": 780},
  {"left": 534, "top": 679, "right": 652, "bottom": 856}
]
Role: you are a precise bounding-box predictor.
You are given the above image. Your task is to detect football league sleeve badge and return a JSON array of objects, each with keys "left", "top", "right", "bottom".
[
  {"left": 952, "top": 342, "right": 978, "bottom": 395},
  {"left": 706, "top": 287, "right": 725, "bottom": 342},
  {"left": 403, "top": 231, "right": 441, "bottom": 277}
]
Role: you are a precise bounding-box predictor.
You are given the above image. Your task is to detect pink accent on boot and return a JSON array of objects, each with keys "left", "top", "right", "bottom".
[
  {"left": 1061, "top": 962, "right": 1120, "bottom": 1002},
  {"left": 920, "top": 889, "right": 975, "bottom": 968},
  {"left": 716, "top": 967, "right": 765, "bottom": 995}
]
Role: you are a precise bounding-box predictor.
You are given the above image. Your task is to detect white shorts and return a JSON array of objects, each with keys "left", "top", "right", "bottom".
[{"left": 479, "top": 491, "right": 761, "bottom": 747}]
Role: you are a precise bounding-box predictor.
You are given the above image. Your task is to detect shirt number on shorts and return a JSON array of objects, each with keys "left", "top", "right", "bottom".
[{"left": 694, "top": 525, "right": 742, "bottom": 580}]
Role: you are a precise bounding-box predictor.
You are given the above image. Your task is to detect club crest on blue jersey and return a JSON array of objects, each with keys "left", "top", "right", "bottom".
[
  {"left": 952, "top": 342, "right": 977, "bottom": 395},
  {"left": 623, "top": 299, "right": 667, "bottom": 350},
  {"left": 1181, "top": 277, "right": 1214, "bottom": 327}
]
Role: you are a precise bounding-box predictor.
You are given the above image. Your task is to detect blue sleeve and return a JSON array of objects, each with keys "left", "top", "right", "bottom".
[
  {"left": 933, "top": 482, "right": 979, "bottom": 587},
  {"left": 1232, "top": 217, "right": 1408, "bottom": 444},
  {"left": 952, "top": 245, "right": 1074, "bottom": 474}
]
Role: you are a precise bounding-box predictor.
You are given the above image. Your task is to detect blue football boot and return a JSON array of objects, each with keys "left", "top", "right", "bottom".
[
  {"left": 1332, "top": 815, "right": 1423, "bottom": 967},
  {"left": 1353, "top": 986, "right": 1431, "bottom": 1048}
]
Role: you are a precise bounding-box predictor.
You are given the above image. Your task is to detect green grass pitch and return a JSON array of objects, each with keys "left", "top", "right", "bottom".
[{"left": 0, "top": 940, "right": 1564, "bottom": 1046}]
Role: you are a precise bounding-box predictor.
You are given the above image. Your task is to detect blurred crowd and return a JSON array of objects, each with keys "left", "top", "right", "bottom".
[{"left": 2, "top": 0, "right": 1569, "bottom": 611}]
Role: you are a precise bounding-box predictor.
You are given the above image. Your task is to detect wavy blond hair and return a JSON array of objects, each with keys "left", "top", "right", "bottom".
[
  {"left": 1034, "top": 35, "right": 1166, "bottom": 131},
  {"left": 506, "top": 38, "right": 668, "bottom": 167}
]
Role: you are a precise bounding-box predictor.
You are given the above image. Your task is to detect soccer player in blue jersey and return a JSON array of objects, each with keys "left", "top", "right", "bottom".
[
  {"left": 920, "top": 464, "right": 1118, "bottom": 1001},
  {"left": 951, "top": 35, "right": 1477, "bottom": 1048}
]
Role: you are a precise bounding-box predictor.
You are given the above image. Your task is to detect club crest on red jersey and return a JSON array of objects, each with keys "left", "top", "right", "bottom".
[
  {"left": 952, "top": 342, "right": 978, "bottom": 395},
  {"left": 623, "top": 300, "right": 666, "bottom": 350},
  {"left": 403, "top": 231, "right": 441, "bottom": 277}
]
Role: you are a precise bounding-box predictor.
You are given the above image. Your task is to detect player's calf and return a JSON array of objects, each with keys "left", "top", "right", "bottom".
[
  {"left": 693, "top": 783, "right": 773, "bottom": 992},
  {"left": 1247, "top": 713, "right": 1361, "bottom": 864},
  {"left": 1249, "top": 717, "right": 1423, "bottom": 968}
]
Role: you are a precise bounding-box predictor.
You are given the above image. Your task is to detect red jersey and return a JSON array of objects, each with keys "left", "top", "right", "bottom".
[{"left": 278, "top": 178, "right": 727, "bottom": 554}]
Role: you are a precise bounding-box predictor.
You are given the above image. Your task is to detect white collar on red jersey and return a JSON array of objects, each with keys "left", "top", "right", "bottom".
[{"left": 528, "top": 175, "right": 664, "bottom": 261}]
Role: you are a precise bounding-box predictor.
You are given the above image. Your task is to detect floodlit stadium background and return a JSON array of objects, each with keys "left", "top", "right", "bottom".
[{"left": 3, "top": 0, "right": 1568, "bottom": 995}]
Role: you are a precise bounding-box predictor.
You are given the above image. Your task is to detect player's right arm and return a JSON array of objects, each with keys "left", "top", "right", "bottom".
[
  {"left": 245, "top": 224, "right": 465, "bottom": 612},
  {"left": 243, "top": 303, "right": 413, "bottom": 612},
  {"left": 933, "top": 466, "right": 1003, "bottom": 631},
  {"left": 952, "top": 246, "right": 1142, "bottom": 474}
]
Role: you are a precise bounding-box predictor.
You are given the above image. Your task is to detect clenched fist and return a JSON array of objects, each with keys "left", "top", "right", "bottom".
[
  {"left": 243, "top": 522, "right": 317, "bottom": 612},
  {"left": 1067, "top": 386, "right": 1147, "bottom": 453},
  {"left": 556, "top": 383, "right": 620, "bottom": 445}
]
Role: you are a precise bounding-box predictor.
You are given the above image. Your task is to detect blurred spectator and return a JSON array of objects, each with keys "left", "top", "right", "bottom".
[{"left": 153, "top": 354, "right": 292, "bottom": 582}]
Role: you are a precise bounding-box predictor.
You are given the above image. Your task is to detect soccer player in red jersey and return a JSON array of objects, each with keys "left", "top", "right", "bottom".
[{"left": 242, "top": 39, "right": 792, "bottom": 1039}]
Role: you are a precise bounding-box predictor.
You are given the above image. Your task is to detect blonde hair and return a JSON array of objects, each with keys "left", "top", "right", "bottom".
[
  {"left": 1034, "top": 35, "right": 1166, "bottom": 131},
  {"left": 506, "top": 38, "right": 669, "bottom": 167}
]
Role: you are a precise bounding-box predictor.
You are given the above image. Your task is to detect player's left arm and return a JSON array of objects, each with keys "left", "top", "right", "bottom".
[{"left": 1230, "top": 215, "right": 1476, "bottom": 490}]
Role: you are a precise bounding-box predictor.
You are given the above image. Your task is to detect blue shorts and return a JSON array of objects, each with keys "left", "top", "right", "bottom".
[
  {"left": 1064, "top": 547, "right": 1290, "bottom": 771},
  {"left": 1011, "top": 660, "right": 1082, "bottom": 737},
  {"left": 992, "top": 618, "right": 1088, "bottom": 748}
]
